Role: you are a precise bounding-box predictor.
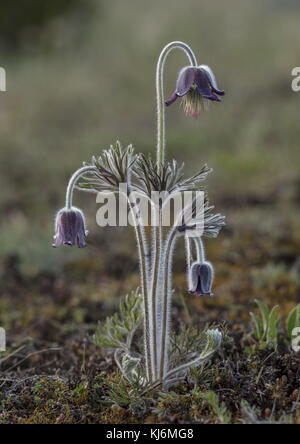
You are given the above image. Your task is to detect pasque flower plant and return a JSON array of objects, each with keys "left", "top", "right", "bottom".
[
  {"left": 53, "top": 41, "right": 225, "bottom": 387},
  {"left": 165, "top": 65, "right": 224, "bottom": 117}
]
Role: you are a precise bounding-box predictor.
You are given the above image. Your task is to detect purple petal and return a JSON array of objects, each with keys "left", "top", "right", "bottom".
[
  {"left": 52, "top": 207, "right": 87, "bottom": 249},
  {"left": 208, "top": 93, "right": 221, "bottom": 102},
  {"left": 76, "top": 219, "right": 87, "bottom": 248},
  {"left": 188, "top": 262, "right": 200, "bottom": 293},
  {"left": 63, "top": 241, "right": 74, "bottom": 246},
  {"left": 188, "top": 261, "right": 214, "bottom": 296},
  {"left": 194, "top": 68, "right": 213, "bottom": 98},
  {"left": 52, "top": 234, "right": 62, "bottom": 248},
  {"left": 77, "top": 237, "right": 87, "bottom": 248},
  {"left": 211, "top": 85, "right": 225, "bottom": 96},
  {"left": 176, "top": 67, "right": 196, "bottom": 97},
  {"left": 201, "top": 65, "right": 225, "bottom": 96},
  {"left": 165, "top": 92, "right": 178, "bottom": 107},
  {"left": 198, "top": 263, "right": 214, "bottom": 295},
  {"left": 60, "top": 211, "right": 77, "bottom": 245}
]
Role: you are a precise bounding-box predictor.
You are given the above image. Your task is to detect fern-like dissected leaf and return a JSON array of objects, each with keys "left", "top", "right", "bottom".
[
  {"left": 165, "top": 329, "right": 222, "bottom": 380},
  {"left": 94, "top": 289, "right": 143, "bottom": 352},
  {"left": 177, "top": 196, "right": 225, "bottom": 238},
  {"left": 200, "top": 391, "right": 231, "bottom": 424},
  {"left": 133, "top": 154, "right": 211, "bottom": 195},
  {"left": 77, "top": 141, "right": 136, "bottom": 193}
]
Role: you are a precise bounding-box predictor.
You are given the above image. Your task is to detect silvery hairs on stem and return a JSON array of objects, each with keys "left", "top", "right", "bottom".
[{"left": 52, "top": 41, "right": 225, "bottom": 387}]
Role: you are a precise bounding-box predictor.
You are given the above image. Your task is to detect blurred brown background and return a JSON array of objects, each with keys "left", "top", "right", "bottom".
[{"left": 0, "top": 0, "right": 299, "bottom": 275}]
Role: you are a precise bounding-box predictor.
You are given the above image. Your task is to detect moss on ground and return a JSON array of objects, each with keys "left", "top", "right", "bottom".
[{"left": 0, "top": 203, "right": 300, "bottom": 424}]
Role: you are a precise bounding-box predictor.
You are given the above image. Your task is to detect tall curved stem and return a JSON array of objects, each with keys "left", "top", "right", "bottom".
[
  {"left": 159, "top": 227, "right": 178, "bottom": 378},
  {"left": 156, "top": 41, "right": 197, "bottom": 172},
  {"left": 150, "top": 209, "right": 162, "bottom": 379},
  {"left": 185, "top": 236, "right": 193, "bottom": 268},
  {"left": 193, "top": 236, "right": 206, "bottom": 263},
  {"left": 153, "top": 42, "right": 198, "bottom": 379},
  {"left": 123, "top": 190, "right": 152, "bottom": 381},
  {"left": 130, "top": 211, "right": 152, "bottom": 381},
  {"left": 65, "top": 166, "right": 97, "bottom": 210}
]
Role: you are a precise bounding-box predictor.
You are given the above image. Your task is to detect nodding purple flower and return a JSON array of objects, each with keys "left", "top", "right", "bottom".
[
  {"left": 165, "top": 66, "right": 224, "bottom": 118},
  {"left": 52, "top": 207, "right": 88, "bottom": 248},
  {"left": 188, "top": 261, "right": 214, "bottom": 296}
]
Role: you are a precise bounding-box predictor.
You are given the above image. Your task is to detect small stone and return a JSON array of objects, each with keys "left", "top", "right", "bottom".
[
  {"left": 202, "top": 400, "right": 209, "bottom": 409},
  {"left": 56, "top": 414, "right": 65, "bottom": 423},
  {"left": 264, "top": 408, "right": 272, "bottom": 418},
  {"left": 291, "top": 389, "right": 299, "bottom": 402},
  {"left": 281, "top": 375, "right": 288, "bottom": 385},
  {"left": 111, "top": 404, "right": 125, "bottom": 415}
]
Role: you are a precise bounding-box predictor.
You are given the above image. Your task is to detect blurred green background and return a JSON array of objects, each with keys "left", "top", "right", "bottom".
[
  {"left": 1, "top": 3, "right": 300, "bottom": 424},
  {"left": 0, "top": 0, "right": 299, "bottom": 275}
]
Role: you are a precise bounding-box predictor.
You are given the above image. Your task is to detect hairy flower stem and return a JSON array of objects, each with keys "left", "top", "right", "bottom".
[
  {"left": 194, "top": 236, "right": 206, "bottom": 262},
  {"left": 185, "top": 236, "right": 193, "bottom": 268},
  {"left": 159, "top": 228, "right": 178, "bottom": 378},
  {"left": 156, "top": 41, "right": 197, "bottom": 172},
  {"left": 154, "top": 42, "right": 198, "bottom": 380},
  {"left": 125, "top": 190, "right": 152, "bottom": 382},
  {"left": 185, "top": 236, "right": 194, "bottom": 289},
  {"left": 132, "top": 214, "right": 152, "bottom": 382},
  {"left": 150, "top": 210, "right": 163, "bottom": 379},
  {"left": 65, "top": 166, "right": 97, "bottom": 210}
]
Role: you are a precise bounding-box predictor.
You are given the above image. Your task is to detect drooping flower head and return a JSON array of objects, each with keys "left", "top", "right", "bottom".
[
  {"left": 188, "top": 261, "right": 214, "bottom": 296},
  {"left": 52, "top": 207, "right": 88, "bottom": 248},
  {"left": 165, "top": 65, "right": 224, "bottom": 118}
]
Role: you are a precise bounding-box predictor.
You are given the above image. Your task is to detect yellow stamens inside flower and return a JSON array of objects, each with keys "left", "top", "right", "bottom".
[{"left": 181, "top": 86, "right": 210, "bottom": 118}]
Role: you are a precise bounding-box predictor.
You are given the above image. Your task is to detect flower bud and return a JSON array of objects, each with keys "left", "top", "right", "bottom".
[
  {"left": 188, "top": 261, "right": 214, "bottom": 296},
  {"left": 52, "top": 207, "right": 88, "bottom": 248}
]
